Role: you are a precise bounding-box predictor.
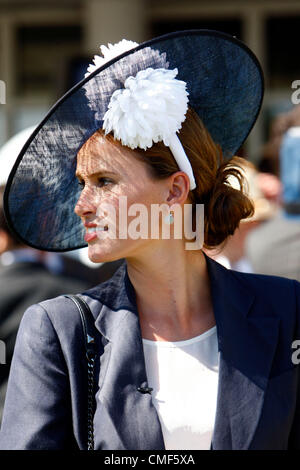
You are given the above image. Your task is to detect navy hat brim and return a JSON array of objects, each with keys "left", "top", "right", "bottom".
[{"left": 4, "top": 29, "right": 264, "bottom": 252}]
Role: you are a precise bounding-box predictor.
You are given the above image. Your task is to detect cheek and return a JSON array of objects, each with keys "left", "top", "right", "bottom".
[
  {"left": 126, "top": 179, "right": 161, "bottom": 204},
  {"left": 95, "top": 193, "right": 119, "bottom": 226},
  {"left": 95, "top": 180, "right": 163, "bottom": 229}
]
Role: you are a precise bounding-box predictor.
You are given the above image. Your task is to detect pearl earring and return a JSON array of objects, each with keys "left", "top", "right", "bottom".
[{"left": 164, "top": 211, "right": 174, "bottom": 224}]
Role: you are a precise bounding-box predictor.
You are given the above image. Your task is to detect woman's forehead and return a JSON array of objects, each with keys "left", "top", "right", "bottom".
[{"left": 76, "top": 131, "right": 141, "bottom": 177}]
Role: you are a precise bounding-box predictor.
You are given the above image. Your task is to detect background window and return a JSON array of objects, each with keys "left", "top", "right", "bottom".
[
  {"left": 16, "top": 24, "right": 83, "bottom": 99},
  {"left": 266, "top": 16, "right": 300, "bottom": 89}
]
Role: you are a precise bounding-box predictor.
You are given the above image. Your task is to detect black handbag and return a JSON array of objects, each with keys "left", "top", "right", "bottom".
[{"left": 64, "top": 294, "right": 97, "bottom": 450}]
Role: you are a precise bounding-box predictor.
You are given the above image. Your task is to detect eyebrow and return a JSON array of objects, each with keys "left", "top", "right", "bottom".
[{"left": 75, "top": 170, "right": 117, "bottom": 179}]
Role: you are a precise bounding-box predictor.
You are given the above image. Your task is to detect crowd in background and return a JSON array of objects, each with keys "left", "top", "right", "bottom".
[{"left": 207, "top": 104, "right": 300, "bottom": 281}]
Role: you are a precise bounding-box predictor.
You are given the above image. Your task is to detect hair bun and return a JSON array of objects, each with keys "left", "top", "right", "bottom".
[{"left": 204, "top": 157, "right": 254, "bottom": 247}]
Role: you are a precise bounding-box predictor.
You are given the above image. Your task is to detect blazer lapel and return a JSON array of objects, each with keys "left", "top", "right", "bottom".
[
  {"left": 204, "top": 254, "right": 280, "bottom": 449},
  {"left": 89, "top": 263, "right": 165, "bottom": 450}
]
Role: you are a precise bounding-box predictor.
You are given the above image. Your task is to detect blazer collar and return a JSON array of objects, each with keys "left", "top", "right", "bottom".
[
  {"left": 84, "top": 252, "right": 279, "bottom": 450},
  {"left": 204, "top": 252, "right": 279, "bottom": 390},
  {"left": 203, "top": 254, "right": 280, "bottom": 449},
  {"left": 84, "top": 260, "right": 165, "bottom": 449},
  {"left": 86, "top": 250, "right": 255, "bottom": 322}
]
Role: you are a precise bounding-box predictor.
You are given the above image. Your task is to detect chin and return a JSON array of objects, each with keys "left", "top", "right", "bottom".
[
  {"left": 87, "top": 236, "right": 143, "bottom": 264},
  {"left": 87, "top": 244, "right": 123, "bottom": 264}
]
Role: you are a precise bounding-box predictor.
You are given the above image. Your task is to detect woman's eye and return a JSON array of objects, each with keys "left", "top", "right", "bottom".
[
  {"left": 98, "top": 177, "right": 112, "bottom": 187},
  {"left": 76, "top": 177, "right": 112, "bottom": 190}
]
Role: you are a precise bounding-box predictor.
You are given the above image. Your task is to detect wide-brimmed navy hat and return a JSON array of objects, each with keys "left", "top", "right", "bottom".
[{"left": 3, "top": 29, "right": 264, "bottom": 252}]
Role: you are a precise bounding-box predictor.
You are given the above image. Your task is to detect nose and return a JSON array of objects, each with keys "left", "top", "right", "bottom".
[{"left": 74, "top": 185, "right": 98, "bottom": 219}]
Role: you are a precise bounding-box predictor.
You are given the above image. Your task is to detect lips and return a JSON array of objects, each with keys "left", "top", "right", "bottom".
[
  {"left": 84, "top": 224, "right": 108, "bottom": 242},
  {"left": 84, "top": 231, "right": 98, "bottom": 242}
]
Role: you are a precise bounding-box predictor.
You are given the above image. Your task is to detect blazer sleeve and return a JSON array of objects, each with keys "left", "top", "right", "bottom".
[
  {"left": 0, "top": 302, "right": 76, "bottom": 450},
  {"left": 288, "top": 280, "right": 300, "bottom": 449}
]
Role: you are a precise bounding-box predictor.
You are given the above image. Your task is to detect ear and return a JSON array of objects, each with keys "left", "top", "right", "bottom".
[{"left": 166, "top": 171, "right": 191, "bottom": 206}]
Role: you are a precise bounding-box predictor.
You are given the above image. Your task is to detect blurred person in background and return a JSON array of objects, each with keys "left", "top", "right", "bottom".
[
  {"left": 0, "top": 128, "right": 121, "bottom": 423},
  {"left": 246, "top": 108, "right": 300, "bottom": 281},
  {"left": 0, "top": 184, "right": 91, "bottom": 421},
  {"left": 259, "top": 104, "right": 300, "bottom": 176},
  {"left": 205, "top": 158, "right": 280, "bottom": 272},
  {"left": 259, "top": 105, "right": 300, "bottom": 176}
]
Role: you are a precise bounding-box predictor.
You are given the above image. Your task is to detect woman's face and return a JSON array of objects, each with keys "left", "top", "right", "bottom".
[{"left": 74, "top": 131, "right": 170, "bottom": 263}]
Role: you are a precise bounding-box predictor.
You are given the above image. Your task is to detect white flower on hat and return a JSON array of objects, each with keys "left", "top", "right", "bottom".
[
  {"left": 103, "top": 67, "right": 189, "bottom": 150},
  {"left": 85, "top": 39, "right": 139, "bottom": 76},
  {"left": 84, "top": 39, "right": 196, "bottom": 190}
]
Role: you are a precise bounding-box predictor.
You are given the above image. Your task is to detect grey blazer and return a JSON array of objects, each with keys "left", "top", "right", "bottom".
[{"left": 1, "top": 253, "right": 300, "bottom": 450}]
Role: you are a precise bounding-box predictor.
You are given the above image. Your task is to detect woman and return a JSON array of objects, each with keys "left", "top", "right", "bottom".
[{"left": 1, "top": 31, "right": 300, "bottom": 450}]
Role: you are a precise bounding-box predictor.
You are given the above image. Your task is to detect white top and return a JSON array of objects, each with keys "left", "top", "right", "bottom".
[{"left": 142, "top": 326, "right": 219, "bottom": 450}]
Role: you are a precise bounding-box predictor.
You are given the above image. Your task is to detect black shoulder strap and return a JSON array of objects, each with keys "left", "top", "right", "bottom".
[
  {"left": 64, "top": 294, "right": 97, "bottom": 450},
  {"left": 64, "top": 294, "right": 97, "bottom": 359}
]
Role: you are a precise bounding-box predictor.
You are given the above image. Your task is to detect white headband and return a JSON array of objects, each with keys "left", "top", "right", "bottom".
[{"left": 85, "top": 40, "right": 196, "bottom": 191}]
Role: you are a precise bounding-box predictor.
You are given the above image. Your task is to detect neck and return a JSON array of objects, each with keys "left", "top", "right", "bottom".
[{"left": 126, "top": 244, "right": 214, "bottom": 341}]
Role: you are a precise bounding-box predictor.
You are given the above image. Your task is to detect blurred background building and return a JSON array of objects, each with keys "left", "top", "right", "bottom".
[{"left": 0, "top": 0, "right": 300, "bottom": 169}]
